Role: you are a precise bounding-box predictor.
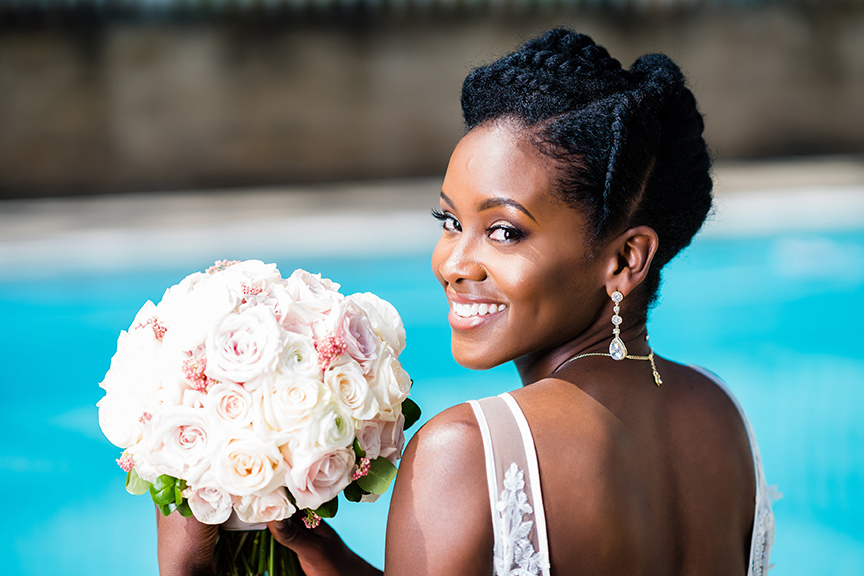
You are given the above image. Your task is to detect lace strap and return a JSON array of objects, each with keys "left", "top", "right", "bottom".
[
  {"left": 690, "top": 366, "right": 777, "bottom": 576},
  {"left": 468, "top": 394, "right": 551, "bottom": 576}
]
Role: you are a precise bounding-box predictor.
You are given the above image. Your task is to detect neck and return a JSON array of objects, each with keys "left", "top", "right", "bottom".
[{"left": 514, "top": 323, "right": 651, "bottom": 385}]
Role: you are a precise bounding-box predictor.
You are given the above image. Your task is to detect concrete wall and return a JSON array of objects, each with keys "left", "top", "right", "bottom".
[{"left": 1, "top": 6, "right": 863, "bottom": 196}]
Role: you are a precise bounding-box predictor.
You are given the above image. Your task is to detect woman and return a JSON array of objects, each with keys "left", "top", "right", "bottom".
[{"left": 158, "top": 28, "right": 775, "bottom": 576}]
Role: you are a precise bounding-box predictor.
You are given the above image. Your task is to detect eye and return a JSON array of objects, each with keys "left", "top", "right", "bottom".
[
  {"left": 488, "top": 223, "right": 524, "bottom": 243},
  {"left": 431, "top": 208, "right": 462, "bottom": 232}
]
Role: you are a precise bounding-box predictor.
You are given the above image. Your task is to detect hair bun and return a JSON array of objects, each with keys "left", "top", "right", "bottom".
[{"left": 630, "top": 53, "right": 686, "bottom": 103}]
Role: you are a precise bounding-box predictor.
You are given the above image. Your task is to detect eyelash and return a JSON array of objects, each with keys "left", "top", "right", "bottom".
[{"left": 431, "top": 208, "right": 524, "bottom": 243}]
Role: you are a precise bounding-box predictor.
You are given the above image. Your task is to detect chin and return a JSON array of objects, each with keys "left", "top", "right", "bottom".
[{"left": 451, "top": 339, "right": 507, "bottom": 371}]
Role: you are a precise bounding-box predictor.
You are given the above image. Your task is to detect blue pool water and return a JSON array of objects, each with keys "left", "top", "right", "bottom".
[{"left": 1, "top": 227, "right": 862, "bottom": 575}]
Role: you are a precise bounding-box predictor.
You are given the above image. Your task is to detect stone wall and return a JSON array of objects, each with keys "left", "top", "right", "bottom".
[{"left": 1, "top": 6, "right": 862, "bottom": 196}]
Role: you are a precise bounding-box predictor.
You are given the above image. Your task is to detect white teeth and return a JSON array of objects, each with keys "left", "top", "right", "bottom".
[{"left": 452, "top": 301, "right": 506, "bottom": 318}]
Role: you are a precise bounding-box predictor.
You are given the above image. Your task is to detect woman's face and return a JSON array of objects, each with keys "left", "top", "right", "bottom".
[{"left": 431, "top": 122, "right": 611, "bottom": 371}]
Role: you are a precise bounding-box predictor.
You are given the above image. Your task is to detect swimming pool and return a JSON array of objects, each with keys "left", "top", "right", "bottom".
[{"left": 1, "top": 219, "right": 862, "bottom": 574}]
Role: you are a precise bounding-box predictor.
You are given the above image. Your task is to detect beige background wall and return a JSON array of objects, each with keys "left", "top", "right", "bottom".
[{"left": 1, "top": 6, "right": 862, "bottom": 196}]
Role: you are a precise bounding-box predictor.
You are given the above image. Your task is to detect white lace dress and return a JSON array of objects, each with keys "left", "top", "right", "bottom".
[{"left": 468, "top": 377, "right": 776, "bottom": 576}]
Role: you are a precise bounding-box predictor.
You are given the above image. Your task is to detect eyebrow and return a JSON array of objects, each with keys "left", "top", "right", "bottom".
[{"left": 439, "top": 191, "right": 538, "bottom": 223}]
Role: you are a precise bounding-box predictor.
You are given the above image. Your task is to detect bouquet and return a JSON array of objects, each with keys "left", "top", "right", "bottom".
[{"left": 97, "top": 260, "right": 420, "bottom": 575}]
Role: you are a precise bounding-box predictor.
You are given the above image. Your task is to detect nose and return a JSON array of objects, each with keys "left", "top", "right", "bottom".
[{"left": 434, "top": 234, "right": 486, "bottom": 285}]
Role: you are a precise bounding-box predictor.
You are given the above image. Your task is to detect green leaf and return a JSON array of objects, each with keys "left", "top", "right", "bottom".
[
  {"left": 356, "top": 457, "right": 398, "bottom": 495},
  {"left": 343, "top": 481, "right": 366, "bottom": 503},
  {"left": 150, "top": 475, "right": 179, "bottom": 506},
  {"left": 312, "top": 496, "right": 339, "bottom": 518},
  {"left": 352, "top": 438, "right": 366, "bottom": 459},
  {"left": 402, "top": 397, "right": 422, "bottom": 430},
  {"left": 176, "top": 500, "right": 193, "bottom": 518},
  {"left": 125, "top": 468, "right": 151, "bottom": 496}
]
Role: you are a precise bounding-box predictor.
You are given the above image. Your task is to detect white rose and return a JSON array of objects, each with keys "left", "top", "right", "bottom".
[
  {"left": 368, "top": 347, "right": 412, "bottom": 421},
  {"left": 325, "top": 359, "right": 379, "bottom": 421},
  {"left": 283, "top": 270, "right": 343, "bottom": 315},
  {"left": 145, "top": 406, "right": 211, "bottom": 485},
  {"left": 158, "top": 279, "right": 238, "bottom": 352},
  {"left": 328, "top": 301, "right": 380, "bottom": 373},
  {"left": 278, "top": 400, "right": 356, "bottom": 465},
  {"left": 213, "top": 437, "right": 284, "bottom": 497},
  {"left": 284, "top": 448, "right": 354, "bottom": 511},
  {"left": 126, "top": 442, "right": 160, "bottom": 483},
  {"left": 258, "top": 373, "right": 325, "bottom": 437},
  {"left": 205, "top": 306, "right": 283, "bottom": 386},
  {"left": 235, "top": 490, "right": 296, "bottom": 524},
  {"left": 183, "top": 485, "right": 234, "bottom": 525},
  {"left": 205, "top": 382, "right": 255, "bottom": 429},
  {"left": 97, "top": 391, "right": 147, "bottom": 448},
  {"left": 278, "top": 301, "right": 325, "bottom": 339},
  {"left": 99, "top": 325, "right": 162, "bottom": 396},
  {"left": 213, "top": 260, "right": 281, "bottom": 289},
  {"left": 347, "top": 292, "right": 406, "bottom": 355},
  {"left": 277, "top": 333, "right": 320, "bottom": 379}
]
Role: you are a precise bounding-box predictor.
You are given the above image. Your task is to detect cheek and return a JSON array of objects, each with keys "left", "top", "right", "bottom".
[{"left": 430, "top": 237, "right": 449, "bottom": 287}]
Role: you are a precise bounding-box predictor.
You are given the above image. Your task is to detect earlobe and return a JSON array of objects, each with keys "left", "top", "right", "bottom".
[{"left": 606, "top": 226, "right": 659, "bottom": 297}]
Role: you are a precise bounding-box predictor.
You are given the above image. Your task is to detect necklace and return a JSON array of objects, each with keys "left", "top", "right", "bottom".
[{"left": 552, "top": 348, "right": 663, "bottom": 386}]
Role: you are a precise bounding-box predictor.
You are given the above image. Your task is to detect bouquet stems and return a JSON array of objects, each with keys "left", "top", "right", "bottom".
[{"left": 215, "top": 528, "right": 303, "bottom": 576}]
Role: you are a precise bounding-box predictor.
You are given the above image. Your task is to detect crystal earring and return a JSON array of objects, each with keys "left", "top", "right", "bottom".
[{"left": 609, "top": 290, "right": 627, "bottom": 360}]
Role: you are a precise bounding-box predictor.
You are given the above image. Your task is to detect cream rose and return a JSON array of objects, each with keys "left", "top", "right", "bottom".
[
  {"left": 325, "top": 359, "right": 379, "bottom": 421},
  {"left": 205, "top": 382, "right": 255, "bottom": 429},
  {"left": 213, "top": 437, "right": 284, "bottom": 497},
  {"left": 347, "top": 292, "right": 406, "bottom": 355},
  {"left": 258, "top": 374, "right": 325, "bottom": 437},
  {"left": 183, "top": 484, "right": 234, "bottom": 525},
  {"left": 204, "top": 305, "right": 284, "bottom": 386},
  {"left": 235, "top": 490, "right": 296, "bottom": 524},
  {"left": 369, "top": 347, "right": 412, "bottom": 421},
  {"left": 284, "top": 448, "right": 355, "bottom": 511}
]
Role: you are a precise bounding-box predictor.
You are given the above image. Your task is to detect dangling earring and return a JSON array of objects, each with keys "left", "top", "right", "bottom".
[{"left": 609, "top": 290, "right": 627, "bottom": 360}]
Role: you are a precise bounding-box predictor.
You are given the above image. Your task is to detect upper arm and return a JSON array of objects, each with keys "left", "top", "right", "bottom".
[{"left": 384, "top": 403, "right": 493, "bottom": 576}]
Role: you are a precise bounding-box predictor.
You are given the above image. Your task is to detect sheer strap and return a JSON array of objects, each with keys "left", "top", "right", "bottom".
[
  {"left": 691, "top": 366, "right": 778, "bottom": 576},
  {"left": 468, "top": 394, "right": 551, "bottom": 576}
]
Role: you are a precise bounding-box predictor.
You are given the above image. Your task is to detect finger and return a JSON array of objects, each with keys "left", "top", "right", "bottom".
[
  {"left": 156, "top": 507, "right": 219, "bottom": 574},
  {"left": 268, "top": 515, "right": 328, "bottom": 551}
]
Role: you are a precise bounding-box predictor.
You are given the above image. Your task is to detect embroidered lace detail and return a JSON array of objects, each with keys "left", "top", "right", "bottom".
[{"left": 493, "top": 463, "right": 547, "bottom": 576}]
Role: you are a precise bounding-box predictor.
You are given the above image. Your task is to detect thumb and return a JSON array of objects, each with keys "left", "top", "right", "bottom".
[{"left": 268, "top": 515, "right": 348, "bottom": 574}]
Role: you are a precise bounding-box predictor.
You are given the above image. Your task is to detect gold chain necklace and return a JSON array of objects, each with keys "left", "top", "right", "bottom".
[{"left": 552, "top": 349, "right": 663, "bottom": 386}]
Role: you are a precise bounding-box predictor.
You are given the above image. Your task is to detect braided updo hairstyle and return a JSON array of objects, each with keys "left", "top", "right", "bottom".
[{"left": 461, "top": 28, "right": 713, "bottom": 312}]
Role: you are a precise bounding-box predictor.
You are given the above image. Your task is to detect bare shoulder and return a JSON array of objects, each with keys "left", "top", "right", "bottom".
[{"left": 385, "top": 403, "right": 492, "bottom": 576}]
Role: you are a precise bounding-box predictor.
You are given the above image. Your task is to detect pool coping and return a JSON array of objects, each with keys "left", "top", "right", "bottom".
[{"left": 1, "top": 155, "right": 862, "bottom": 277}]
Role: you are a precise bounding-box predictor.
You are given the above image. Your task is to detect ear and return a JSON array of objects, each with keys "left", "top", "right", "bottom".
[{"left": 602, "top": 225, "right": 659, "bottom": 298}]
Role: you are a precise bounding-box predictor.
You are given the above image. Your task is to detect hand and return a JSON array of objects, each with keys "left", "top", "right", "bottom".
[
  {"left": 156, "top": 507, "right": 219, "bottom": 576},
  {"left": 268, "top": 515, "right": 382, "bottom": 576}
]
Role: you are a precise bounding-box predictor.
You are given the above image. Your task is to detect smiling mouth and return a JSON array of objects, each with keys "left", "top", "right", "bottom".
[{"left": 451, "top": 301, "right": 507, "bottom": 318}]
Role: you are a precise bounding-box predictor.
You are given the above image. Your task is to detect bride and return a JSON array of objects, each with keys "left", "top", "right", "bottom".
[{"left": 158, "top": 28, "right": 775, "bottom": 576}]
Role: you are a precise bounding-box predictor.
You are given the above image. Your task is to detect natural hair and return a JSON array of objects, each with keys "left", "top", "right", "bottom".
[{"left": 461, "top": 28, "right": 713, "bottom": 313}]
